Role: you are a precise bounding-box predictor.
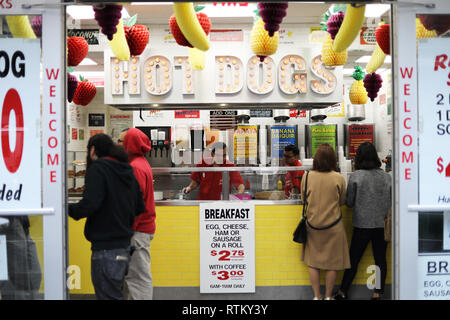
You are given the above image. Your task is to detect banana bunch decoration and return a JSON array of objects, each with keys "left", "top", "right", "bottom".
[
  {"left": 333, "top": 4, "right": 366, "bottom": 53},
  {"left": 366, "top": 44, "right": 386, "bottom": 74},
  {"left": 108, "top": 18, "right": 130, "bottom": 61},
  {"left": 322, "top": 33, "right": 347, "bottom": 67},
  {"left": 173, "top": 2, "right": 210, "bottom": 51},
  {"left": 6, "top": 16, "right": 36, "bottom": 39}
]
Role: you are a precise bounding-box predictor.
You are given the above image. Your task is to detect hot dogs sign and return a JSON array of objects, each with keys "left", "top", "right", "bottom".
[{"left": 104, "top": 29, "right": 343, "bottom": 105}]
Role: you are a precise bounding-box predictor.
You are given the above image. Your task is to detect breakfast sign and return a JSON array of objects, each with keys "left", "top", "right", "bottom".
[{"left": 104, "top": 25, "right": 343, "bottom": 106}]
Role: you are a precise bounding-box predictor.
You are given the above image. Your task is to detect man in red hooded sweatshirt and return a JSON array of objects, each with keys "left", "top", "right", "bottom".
[{"left": 121, "top": 128, "right": 156, "bottom": 300}]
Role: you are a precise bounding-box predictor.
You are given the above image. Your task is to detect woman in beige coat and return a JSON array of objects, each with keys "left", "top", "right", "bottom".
[{"left": 301, "top": 144, "right": 350, "bottom": 300}]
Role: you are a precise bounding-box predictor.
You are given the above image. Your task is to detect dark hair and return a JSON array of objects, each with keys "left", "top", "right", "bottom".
[
  {"left": 211, "top": 142, "right": 227, "bottom": 154},
  {"left": 121, "top": 128, "right": 130, "bottom": 133},
  {"left": 284, "top": 144, "right": 299, "bottom": 156},
  {"left": 87, "top": 133, "right": 128, "bottom": 163},
  {"left": 355, "top": 142, "right": 381, "bottom": 170},
  {"left": 312, "top": 143, "right": 337, "bottom": 172}
]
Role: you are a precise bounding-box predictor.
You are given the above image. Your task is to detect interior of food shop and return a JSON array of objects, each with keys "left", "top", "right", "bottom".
[{"left": 2, "top": 1, "right": 403, "bottom": 299}]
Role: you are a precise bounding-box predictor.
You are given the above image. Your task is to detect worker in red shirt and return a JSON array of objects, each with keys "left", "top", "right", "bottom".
[
  {"left": 183, "top": 142, "right": 245, "bottom": 200},
  {"left": 283, "top": 144, "right": 304, "bottom": 198}
]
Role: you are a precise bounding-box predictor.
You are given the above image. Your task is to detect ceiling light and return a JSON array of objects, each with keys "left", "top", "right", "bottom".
[
  {"left": 72, "top": 71, "right": 104, "bottom": 78},
  {"left": 202, "top": 3, "right": 257, "bottom": 18},
  {"left": 355, "top": 55, "right": 371, "bottom": 63},
  {"left": 343, "top": 68, "right": 355, "bottom": 76},
  {"left": 131, "top": 2, "right": 173, "bottom": 5},
  {"left": 365, "top": 4, "right": 390, "bottom": 18},
  {"left": 78, "top": 58, "right": 97, "bottom": 66},
  {"left": 67, "top": 5, "right": 130, "bottom": 20}
]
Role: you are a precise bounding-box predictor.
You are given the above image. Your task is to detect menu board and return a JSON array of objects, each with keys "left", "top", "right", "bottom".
[
  {"left": 200, "top": 203, "right": 255, "bottom": 293},
  {"left": 347, "top": 124, "right": 375, "bottom": 158},
  {"left": 310, "top": 124, "right": 337, "bottom": 157},
  {"left": 270, "top": 126, "right": 297, "bottom": 159},
  {"left": 233, "top": 125, "right": 258, "bottom": 161}
]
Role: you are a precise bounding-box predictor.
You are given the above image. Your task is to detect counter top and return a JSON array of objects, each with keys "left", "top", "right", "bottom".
[{"left": 154, "top": 200, "right": 302, "bottom": 206}]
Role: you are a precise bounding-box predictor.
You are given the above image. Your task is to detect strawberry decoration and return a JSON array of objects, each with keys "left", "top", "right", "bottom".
[
  {"left": 375, "top": 24, "right": 390, "bottom": 55},
  {"left": 363, "top": 72, "right": 383, "bottom": 102},
  {"left": 67, "top": 73, "right": 78, "bottom": 103},
  {"left": 169, "top": 10, "right": 211, "bottom": 48},
  {"left": 67, "top": 36, "right": 88, "bottom": 67},
  {"left": 73, "top": 76, "right": 96, "bottom": 106},
  {"left": 124, "top": 15, "right": 150, "bottom": 56}
]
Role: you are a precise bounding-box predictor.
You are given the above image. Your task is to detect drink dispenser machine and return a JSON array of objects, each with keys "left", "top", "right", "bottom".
[{"left": 136, "top": 126, "right": 172, "bottom": 167}]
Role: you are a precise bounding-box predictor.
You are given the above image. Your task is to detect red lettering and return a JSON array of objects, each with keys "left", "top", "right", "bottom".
[
  {"left": 404, "top": 101, "right": 411, "bottom": 112},
  {"left": 448, "top": 72, "right": 450, "bottom": 86},
  {"left": 434, "top": 54, "right": 448, "bottom": 71},
  {"left": 405, "top": 168, "right": 411, "bottom": 180},
  {"left": 50, "top": 171, "right": 57, "bottom": 183},
  {"left": 403, "top": 135, "right": 412, "bottom": 146},
  {"left": 50, "top": 103, "right": 56, "bottom": 115},
  {"left": 402, "top": 151, "right": 414, "bottom": 163},
  {"left": 48, "top": 136, "right": 58, "bottom": 148},
  {"left": 404, "top": 117, "right": 412, "bottom": 129},
  {"left": 45, "top": 68, "right": 60, "bottom": 80},
  {"left": 49, "top": 119, "right": 56, "bottom": 131},
  {"left": 1, "top": 89, "right": 24, "bottom": 173},
  {"left": 0, "top": 0, "right": 13, "bottom": 9},
  {"left": 47, "top": 153, "right": 59, "bottom": 166},
  {"left": 404, "top": 84, "right": 410, "bottom": 96},
  {"left": 49, "top": 85, "right": 56, "bottom": 97},
  {"left": 400, "top": 67, "right": 413, "bottom": 79}
]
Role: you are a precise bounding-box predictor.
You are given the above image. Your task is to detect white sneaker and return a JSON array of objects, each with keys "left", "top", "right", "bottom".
[
  {"left": 324, "top": 297, "right": 334, "bottom": 300},
  {"left": 313, "top": 297, "right": 322, "bottom": 300}
]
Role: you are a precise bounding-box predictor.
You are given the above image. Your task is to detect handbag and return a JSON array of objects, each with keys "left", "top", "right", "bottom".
[
  {"left": 384, "top": 208, "right": 392, "bottom": 242},
  {"left": 293, "top": 171, "right": 309, "bottom": 244}
]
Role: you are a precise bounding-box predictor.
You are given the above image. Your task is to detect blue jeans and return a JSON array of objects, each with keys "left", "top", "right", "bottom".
[{"left": 91, "top": 248, "right": 130, "bottom": 300}]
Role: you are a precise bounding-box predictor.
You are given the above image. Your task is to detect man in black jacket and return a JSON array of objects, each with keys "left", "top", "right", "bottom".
[{"left": 69, "top": 134, "right": 145, "bottom": 300}]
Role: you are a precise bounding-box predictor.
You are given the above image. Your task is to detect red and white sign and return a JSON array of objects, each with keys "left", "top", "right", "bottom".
[
  {"left": 0, "top": 39, "right": 41, "bottom": 208},
  {"left": 200, "top": 202, "right": 255, "bottom": 293},
  {"left": 418, "top": 38, "right": 450, "bottom": 205},
  {"left": 174, "top": 110, "right": 200, "bottom": 119}
]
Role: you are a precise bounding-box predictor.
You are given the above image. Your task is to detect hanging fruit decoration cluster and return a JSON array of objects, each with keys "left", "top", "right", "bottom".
[
  {"left": 320, "top": 6, "right": 348, "bottom": 67},
  {"left": 249, "top": 3, "right": 287, "bottom": 62},
  {"left": 169, "top": 3, "right": 211, "bottom": 70},
  {"left": 349, "top": 66, "right": 368, "bottom": 105}
]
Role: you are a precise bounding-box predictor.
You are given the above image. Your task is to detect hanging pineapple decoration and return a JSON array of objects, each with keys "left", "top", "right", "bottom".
[
  {"left": 349, "top": 66, "right": 368, "bottom": 105},
  {"left": 319, "top": 6, "right": 347, "bottom": 67},
  {"left": 250, "top": 6, "right": 280, "bottom": 62}
]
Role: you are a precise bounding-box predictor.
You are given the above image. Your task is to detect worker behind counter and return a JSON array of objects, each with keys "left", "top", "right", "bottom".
[
  {"left": 283, "top": 144, "right": 305, "bottom": 199},
  {"left": 183, "top": 142, "right": 245, "bottom": 200}
]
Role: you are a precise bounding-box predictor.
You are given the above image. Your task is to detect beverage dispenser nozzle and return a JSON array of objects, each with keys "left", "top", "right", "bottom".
[
  {"left": 158, "top": 131, "right": 165, "bottom": 157},
  {"left": 150, "top": 129, "right": 158, "bottom": 158}
]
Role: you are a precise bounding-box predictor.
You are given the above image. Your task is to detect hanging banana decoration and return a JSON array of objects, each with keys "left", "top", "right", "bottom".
[
  {"left": 322, "top": 33, "right": 347, "bottom": 67},
  {"left": 366, "top": 44, "right": 386, "bottom": 74},
  {"left": 189, "top": 47, "right": 206, "bottom": 70},
  {"left": 173, "top": 2, "right": 210, "bottom": 51},
  {"left": 332, "top": 4, "right": 366, "bottom": 53},
  {"left": 108, "top": 18, "right": 131, "bottom": 61},
  {"left": 6, "top": 16, "right": 37, "bottom": 39}
]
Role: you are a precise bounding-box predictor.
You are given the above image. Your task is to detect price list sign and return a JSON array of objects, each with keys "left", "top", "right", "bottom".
[
  {"left": 418, "top": 38, "right": 450, "bottom": 205},
  {"left": 199, "top": 203, "right": 255, "bottom": 293}
]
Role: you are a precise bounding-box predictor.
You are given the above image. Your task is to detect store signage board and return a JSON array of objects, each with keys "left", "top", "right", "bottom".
[
  {"left": 310, "top": 125, "right": 337, "bottom": 157},
  {"left": 0, "top": 39, "right": 41, "bottom": 209},
  {"left": 271, "top": 126, "right": 296, "bottom": 159},
  {"left": 88, "top": 113, "right": 105, "bottom": 127},
  {"left": 417, "top": 255, "right": 450, "bottom": 300},
  {"left": 0, "top": 235, "right": 7, "bottom": 281},
  {"left": 67, "top": 29, "right": 99, "bottom": 45},
  {"left": 348, "top": 124, "right": 375, "bottom": 158},
  {"left": 199, "top": 202, "right": 255, "bottom": 293},
  {"left": 104, "top": 24, "right": 343, "bottom": 106},
  {"left": 418, "top": 38, "right": 450, "bottom": 205}
]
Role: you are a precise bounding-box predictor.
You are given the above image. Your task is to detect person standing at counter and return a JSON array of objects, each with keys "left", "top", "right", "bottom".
[
  {"left": 334, "top": 142, "right": 391, "bottom": 301},
  {"left": 68, "top": 134, "right": 145, "bottom": 300},
  {"left": 300, "top": 143, "right": 350, "bottom": 300},
  {"left": 183, "top": 142, "right": 245, "bottom": 200},
  {"left": 122, "top": 128, "right": 157, "bottom": 300},
  {"left": 283, "top": 144, "right": 304, "bottom": 198}
]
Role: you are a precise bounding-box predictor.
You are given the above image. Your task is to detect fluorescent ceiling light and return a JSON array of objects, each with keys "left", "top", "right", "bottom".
[
  {"left": 72, "top": 71, "right": 104, "bottom": 78},
  {"left": 67, "top": 5, "right": 130, "bottom": 20},
  {"left": 78, "top": 58, "right": 97, "bottom": 66},
  {"left": 355, "top": 55, "right": 371, "bottom": 63},
  {"left": 202, "top": 3, "right": 257, "bottom": 18},
  {"left": 343, "top": 68, "right": 355, "bottom": 75},
  {"left": 131, "top": 2, "right": 173, "bottom": 5},
  {"left": 365, "top": 4, "right": 390, "bottom": 18}
]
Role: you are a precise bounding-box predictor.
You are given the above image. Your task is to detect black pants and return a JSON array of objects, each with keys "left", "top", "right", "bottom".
[
  {"left": 91, "top": 248, "right": 130, "bottom": 300},
  {"left": 340, "top": 228, "right": 387, "bottom": 296}
]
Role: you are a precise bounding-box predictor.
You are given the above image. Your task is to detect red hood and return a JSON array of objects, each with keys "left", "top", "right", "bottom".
[{"left": 123, "top": 128, "right": 151, "bottom": 156}]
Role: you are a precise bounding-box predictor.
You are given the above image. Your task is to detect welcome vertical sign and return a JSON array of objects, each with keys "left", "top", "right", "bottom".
[{"left": 200, "top": 202, "right": 255, "bottom": 293}]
